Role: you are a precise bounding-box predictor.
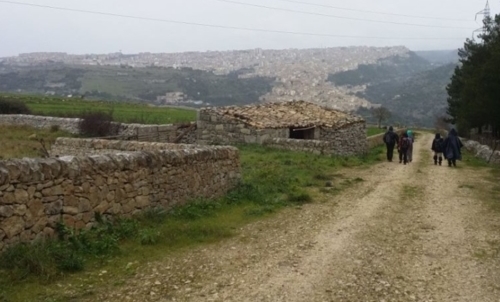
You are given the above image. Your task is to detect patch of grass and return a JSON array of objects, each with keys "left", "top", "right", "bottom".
[
  {"left": 401, "top": 185, "right": 420, "bottom": 200},
  {"left": 473, "top": 241, "right": 500, "bottom": 260},
  {"left": 458, "top": 184, "right": 475, "bottom": 189},
  {"left": 0, "top": 125, "right": 74, "bottom": 159},
  {"left": 367, "top": 127, "right": 386, "bottom": 137},
  {"left": 460, "top": 152, "right": 500, "bottom": 212},
  {"left": 461, "top": 150, "right": 491, "bottom": 168}
]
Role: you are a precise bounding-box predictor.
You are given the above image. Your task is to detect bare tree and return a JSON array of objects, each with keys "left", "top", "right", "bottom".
[
  {"left": 434, "top": 114, "right": 451, "bottom": 132},
  {"left": 371, "top": 107, "right": 391, "bottom": 128}
]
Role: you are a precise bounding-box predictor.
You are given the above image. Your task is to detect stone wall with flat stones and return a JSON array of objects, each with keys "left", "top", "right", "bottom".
[
  {"left": 0, "top": 141, "right": 241, "bottom": 252},
  {"left": 196, "top": 111, "right": 288, "bottom": 145},
  {"left": 197, "top": 111, "right": 368, "bottom": 155},
  {"left": 464, "top": 140, "right": 500, "bottom": 164},
  {"left": 318, "top": 123, "right": 367, "bottom": 155},
  {"left": 262, "top": 123, "right": 366, "bottom": 156},
  {"left": 0, "top": 114, "right": 196, "bottom": 144},
  {"left": 50, "top": 138, "right": 201, "bottom": 157}
]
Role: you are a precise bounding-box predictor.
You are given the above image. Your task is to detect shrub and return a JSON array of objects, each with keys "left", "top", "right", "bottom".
[
  {"left": 170, "top": 199, "right": 222, "bottom": 220},
  {"left": 78, "top": 111, "right": 119, "bottom": 138},
  {"left": 139, "top": 228, "right": 161, "bottom": 245},
  {"left": 287, "top": 189, "right": 313, "bottom": 204},
  {"left": 49, "top": 125, "right": 60, "bottom": 133},
  {"left": 0, "top": 98, "right": 31, "bottom": 115}
]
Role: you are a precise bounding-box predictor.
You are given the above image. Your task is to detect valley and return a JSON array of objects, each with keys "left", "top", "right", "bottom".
[{"left": 0, "top": 46, "right": 458, "bottom": 127}]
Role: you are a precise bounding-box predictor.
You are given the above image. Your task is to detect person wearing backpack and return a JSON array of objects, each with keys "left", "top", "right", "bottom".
[
  {"left": 398, "top": 132, "right": 411, "bottom": 165},
  {"left": 383, "top": 126, "right": 399, "bottom": 162},
  {"left": 431, "top": 133, "right": 444, "bottom": 166},
  {"left": 443, "top": 128, "right": 463, "bottom": 167},
  {"left": 406, "top": 129, "right": 415, "bottom": 163}
]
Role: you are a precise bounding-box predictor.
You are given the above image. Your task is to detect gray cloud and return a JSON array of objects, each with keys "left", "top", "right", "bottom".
[{"left": 0, "top": 0, "right": 494, "bottom": 56}]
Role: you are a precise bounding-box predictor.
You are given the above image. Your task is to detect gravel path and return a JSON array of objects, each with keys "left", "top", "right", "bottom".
[{"left": 91, "top": 133, "right": 500, "bottom": 302}]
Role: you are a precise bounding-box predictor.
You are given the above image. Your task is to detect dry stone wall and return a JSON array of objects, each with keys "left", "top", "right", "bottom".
[
  {"left": 197, "top": 111, "right": 288, "bottom": 145},
  {"left": 464, "top": 140, "right": 500, "bottom": 164},
  {"left": 197, "top": 111, "right": 367, "bottom": 155},
  {"left": 0, "top": 114, "right": 196, "bottom": 143},
  {"left": 0, "top": 140, "right": 240, "bottom": 252},
  {"left": 263, "top": 123, "right": 367, "bottom": 156},
  {"left": 319, "top": 123, "right": 367, "bottom": 155},
  {"left": 51, "top": 138, "right": 200, "bottom": 157}
]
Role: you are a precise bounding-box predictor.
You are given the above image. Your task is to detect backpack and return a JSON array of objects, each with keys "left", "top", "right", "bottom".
[
  {"left": 432, "top": 139, "right": 443, "bottom": 151},
  {"left": 383, "top": 132, "right": 395, "bottom": 144},
  {"left": 401, "top": 137, "right": 410, "bottom": 149}
]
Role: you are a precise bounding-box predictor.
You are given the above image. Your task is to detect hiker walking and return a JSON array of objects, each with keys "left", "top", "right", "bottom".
[
  {"left": 431, "top": 133, "right": 444, "bottom": 166},
  {"left": 443, "top": 128, "right": 463, "bottom": 167},
  {"left": 383, "top": 126, "right": 399, "bottom": 162},
  {"left": 407, "top": 129, "right": 414, "bottom": 163},
  {"left": 398, "top": 132, "right": 412, "bottom": 165}
]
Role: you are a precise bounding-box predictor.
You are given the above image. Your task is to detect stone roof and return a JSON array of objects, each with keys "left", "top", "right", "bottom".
[{"left": 203, "top": 101, "right": 364, "bottom": 129}]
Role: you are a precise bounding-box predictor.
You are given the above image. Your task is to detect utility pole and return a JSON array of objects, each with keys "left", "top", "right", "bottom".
[{"left": 472, "top": 0, "right": 491, "bottom": 40}]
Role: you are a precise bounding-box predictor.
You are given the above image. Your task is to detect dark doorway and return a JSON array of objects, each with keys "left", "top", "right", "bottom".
[{"left": 289, "top": 127, "right": 315, "bottom": 140}]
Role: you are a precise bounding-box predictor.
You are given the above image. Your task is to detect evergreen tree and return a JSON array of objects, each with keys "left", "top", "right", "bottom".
[{"left": 446, "top": 15, "right": 500, "bottom": 137}]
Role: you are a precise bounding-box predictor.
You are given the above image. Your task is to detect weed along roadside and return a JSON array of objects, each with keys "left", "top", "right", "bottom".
[{"left": 0, "top": 144, "right": 384, "bottom": 302}]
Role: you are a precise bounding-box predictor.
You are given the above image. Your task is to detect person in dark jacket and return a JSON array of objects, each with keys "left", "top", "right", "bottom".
[
  {"left": 383, "top": 126, "right": 399, "bottom": 162},
  {"left": 398, "top": 132, "right": 411, "bottom": 165},
  {"left": 431, "top": 133, "right": 444, "bottom": 166},
  {"left": 442, "top": 129, "right": 463, "bottom": 167}
]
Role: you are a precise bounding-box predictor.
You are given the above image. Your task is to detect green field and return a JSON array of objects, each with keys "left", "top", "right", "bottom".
[
  {"left": 1, "top": 94, "right": 197, "bottom": 124},
  {"left": 0, "top": 125, "right": 74, "bottom": 159},
  {"left": 367, "top": 127, "right": 386, "bottom": 137}
]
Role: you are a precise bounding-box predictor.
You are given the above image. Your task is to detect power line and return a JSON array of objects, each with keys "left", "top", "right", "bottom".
[
  {"left": 214, "top": 0, "right": 476, "bottom": 30},
  {"left": 0, "top": 0, "right": 468, "bottom": 40},
  {"left": 267, "top": 0, "right": 473, "bottom": 22}
]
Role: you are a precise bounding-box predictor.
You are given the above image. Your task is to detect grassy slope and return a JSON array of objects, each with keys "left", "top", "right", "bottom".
[{"left": 0, "top": 135, "right": 385, "bottom": 301}]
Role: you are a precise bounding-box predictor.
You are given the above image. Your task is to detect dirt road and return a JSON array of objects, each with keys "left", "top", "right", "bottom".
[{"left": 94, "top": 133, "right": 500, "bottom": 302}]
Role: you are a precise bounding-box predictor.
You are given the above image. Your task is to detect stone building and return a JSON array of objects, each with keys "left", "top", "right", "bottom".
[{"left": 197, "top": 100, "right": 367, "bottom": 156}]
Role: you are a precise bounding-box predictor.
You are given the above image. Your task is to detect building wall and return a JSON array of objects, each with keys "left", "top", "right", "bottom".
[
  {"left": 319, "top": 123, "right": 367, "bottom": 155},
  {"left": 263, "top": 123, "right": 367, "bottom": 156},
  {"left": 197, "top": 111, "right": 367, "bottom": 155},
  {"left": 0, "top": 140, "right": 240, "bottom": 252},
  {"left": 0, "top": 114, "right": 196, "bottom": 144},
  {"left": 197, "top": 111, "right": 288, "bottom": 145}
]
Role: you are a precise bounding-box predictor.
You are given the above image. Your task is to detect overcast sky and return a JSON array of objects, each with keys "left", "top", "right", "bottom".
[{"left": 0, "top": 0, "right": 496, "bottom": 57}]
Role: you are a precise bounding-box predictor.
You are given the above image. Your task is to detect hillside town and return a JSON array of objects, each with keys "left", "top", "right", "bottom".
[{"left": 0, "top": 46, "right": 410, "bottom": 111}]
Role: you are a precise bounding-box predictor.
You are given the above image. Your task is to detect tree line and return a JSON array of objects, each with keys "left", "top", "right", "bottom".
[{"left": 446, "top": 14, "right": 500, "bottom": 138}]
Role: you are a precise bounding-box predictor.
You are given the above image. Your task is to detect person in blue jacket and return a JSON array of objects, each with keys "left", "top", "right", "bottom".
[{"left": 442, "top": 128, "right": 463, "bottom": 167}]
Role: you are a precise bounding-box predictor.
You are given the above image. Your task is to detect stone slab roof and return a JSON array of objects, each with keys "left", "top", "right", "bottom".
[{"left": 202, "top": 101, "right": 364, "bottom": 129}]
